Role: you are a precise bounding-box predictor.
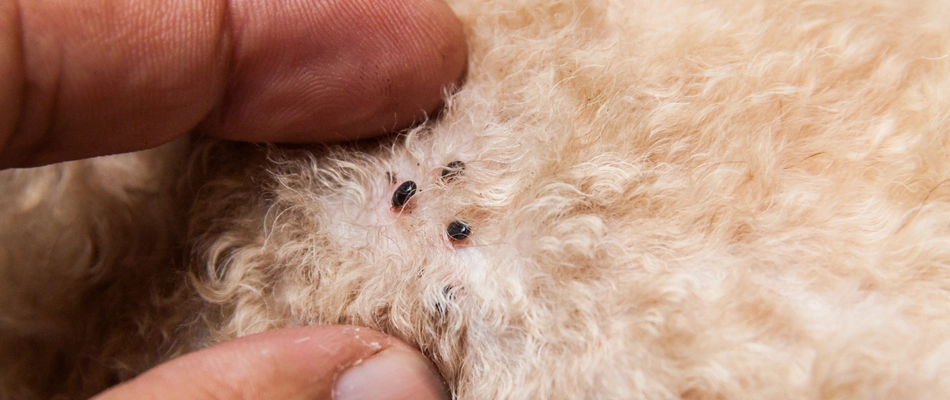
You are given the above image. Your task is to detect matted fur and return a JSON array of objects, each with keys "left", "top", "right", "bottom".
[{"left": 3, "top": 0, "right": 950, "bottom": 398}]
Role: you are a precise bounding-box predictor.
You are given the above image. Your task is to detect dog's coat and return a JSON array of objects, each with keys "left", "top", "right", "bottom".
[{"left": 3, "top": 0, "right": 950, "bottom": 398}]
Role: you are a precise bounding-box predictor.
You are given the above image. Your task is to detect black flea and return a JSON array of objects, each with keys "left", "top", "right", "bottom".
[
  {"left": 392, "top": 181, "right": 417, "bottom": 208},
  {"left": 441, "top": 161, "right": 466, "bottom": 181},
  {"left": 447, "top": 220, "right": 471, "bottom": 241}
]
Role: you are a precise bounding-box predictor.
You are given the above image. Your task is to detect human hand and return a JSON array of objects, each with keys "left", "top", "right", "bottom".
[
  {"left": 94, "top": 326, "right": 450, "bottom": 400},
  {"left": 1, "top": 0, "right": 464, "bottom": 398},
  {"left": 0, "top": 0, "right": 466, "bottom": 168}
]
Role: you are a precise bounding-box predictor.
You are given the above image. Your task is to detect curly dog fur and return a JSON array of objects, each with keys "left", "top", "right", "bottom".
[{"left": 3, "top": 0, "right": 950, "bottom": 398}]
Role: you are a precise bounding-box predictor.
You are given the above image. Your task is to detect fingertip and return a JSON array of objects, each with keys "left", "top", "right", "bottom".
[
  {"left": 93, "top": 326, "right": 447, "bottom": 400},
  {"left": 334, "top": 346, "right": 450, "bottom": 400},
  {"left": 201, "top": 0, "right": 468, "bottom": 143}
]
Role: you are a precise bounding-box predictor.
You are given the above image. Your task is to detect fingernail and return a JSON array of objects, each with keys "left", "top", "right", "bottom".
[{"left": 334, "top": 347, "right": 450, "bottom": 400}]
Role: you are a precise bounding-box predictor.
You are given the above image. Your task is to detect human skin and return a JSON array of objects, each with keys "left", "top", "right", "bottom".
[
  {"left": 0, "top": 0, "right": 466, "bottom": 168},
  {"left": 94, "top": 326, "right": 450, "bottom": 400},
  {"left": 0, "top": 0, "right": 466, "bottom": 398}
]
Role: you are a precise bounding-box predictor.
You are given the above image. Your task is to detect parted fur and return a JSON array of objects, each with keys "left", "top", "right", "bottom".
[{"left": 3, "top": 0, "right": 950, "bottom": 398}]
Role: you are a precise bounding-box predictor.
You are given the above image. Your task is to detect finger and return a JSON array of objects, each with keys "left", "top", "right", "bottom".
[
  {"left": 0, "top": 0, "right": 467, "bottom": 169},
  {"left": 93, "top": 325, "right": 449, "bottom": 400},
  {"left": 199, "top": 0, "right": 468, "bottom": 144}
]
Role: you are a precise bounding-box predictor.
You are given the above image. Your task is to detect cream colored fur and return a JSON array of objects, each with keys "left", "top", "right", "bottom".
[{"left": 3, "top": 0, "right": 950, "bottom": 398}]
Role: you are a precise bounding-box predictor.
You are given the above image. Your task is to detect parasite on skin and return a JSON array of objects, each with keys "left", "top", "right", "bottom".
[
  {"left": 441, "top": 161, "right": 466, "bottom": 181},
  {"left": 392, "top": 181, "right": 417, "bottom": 208},
  {"left": 434, "top": 285, "right": 455, "bottom": 315},
  {"left": 447, "top": 220, "right": 471, "bottom": 241}
]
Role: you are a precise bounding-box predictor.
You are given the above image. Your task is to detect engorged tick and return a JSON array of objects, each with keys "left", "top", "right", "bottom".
[
  {"left": 392, "top": 181, "right": 417, "bottom": 208},
  {"left": 441, "top": 161, "right": 466, "bottom": 182},
  {"left": 447, "top": 220, "right": 471, "bottom": 241}
]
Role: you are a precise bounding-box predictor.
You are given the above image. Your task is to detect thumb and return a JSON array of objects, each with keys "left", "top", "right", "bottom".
[{"left": 93, "top": 325, "right": 449, "bottom": 400}]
